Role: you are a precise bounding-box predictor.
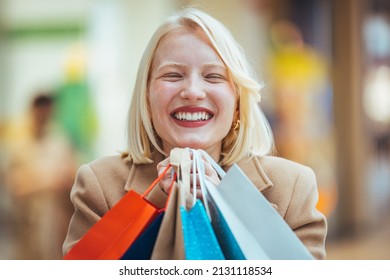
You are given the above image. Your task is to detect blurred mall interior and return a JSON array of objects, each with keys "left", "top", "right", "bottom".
[{"left": 0, "top": 0, "right": 389, "bottom": 260}]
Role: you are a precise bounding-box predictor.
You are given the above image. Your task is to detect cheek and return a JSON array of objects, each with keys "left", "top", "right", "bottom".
[
  {"left": 149, "top": 83, "right": 174, "bottom": 121},
  {"left": 217, "top": 87, "right": 237, "bottom": 118}
]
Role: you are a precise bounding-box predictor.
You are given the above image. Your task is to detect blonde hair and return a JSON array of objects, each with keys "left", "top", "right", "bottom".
[{"left": 126, "top": 7, "right": 275, "bottom": 165}]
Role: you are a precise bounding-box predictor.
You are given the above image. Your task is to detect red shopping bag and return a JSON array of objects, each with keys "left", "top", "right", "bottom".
[{"left": 64, "top": 165, "right": 172, "bottom": 260}]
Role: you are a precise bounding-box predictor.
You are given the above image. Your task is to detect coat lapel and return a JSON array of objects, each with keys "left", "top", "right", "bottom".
[
  {"left": 230, "top": 155, "right": 273, "bottom": 192},
  {"left": 229, "top": 156, "right": 277, "bottom": 210}
]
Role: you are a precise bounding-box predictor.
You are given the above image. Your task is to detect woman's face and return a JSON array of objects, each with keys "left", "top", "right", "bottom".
[{"left": 149, "top": 28, "right": 236, "bottom": 159}]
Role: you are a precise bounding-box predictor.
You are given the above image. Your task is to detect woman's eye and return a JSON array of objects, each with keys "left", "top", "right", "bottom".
[
  {"left": 205, "top": 74, "right": 226, "bottom": 81},
  {"left": 162, "top": 73, "right": 182, "bottom": 80}
]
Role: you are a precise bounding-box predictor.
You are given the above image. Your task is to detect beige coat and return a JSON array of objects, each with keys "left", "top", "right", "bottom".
[{"left": 62, "top": 152, "right": 327, "bottom": 259}]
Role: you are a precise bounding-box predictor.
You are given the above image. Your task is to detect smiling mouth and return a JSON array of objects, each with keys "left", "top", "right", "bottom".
[{"left": 172, "top": 111, "right": 213, "bottom": 121}]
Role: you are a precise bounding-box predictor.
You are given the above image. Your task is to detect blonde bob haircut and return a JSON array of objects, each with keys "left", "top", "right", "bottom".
[{"left": 126, "top": 7, "right": 275, "bottom": 165}]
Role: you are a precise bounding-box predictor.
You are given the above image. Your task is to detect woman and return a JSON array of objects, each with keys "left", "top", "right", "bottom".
[{"left": 63, "top": 8, "right": 327, "bottom": 259}]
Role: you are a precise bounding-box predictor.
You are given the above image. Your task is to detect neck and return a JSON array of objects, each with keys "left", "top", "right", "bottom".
[{"left": 203, "top": 145, "right": 221, "bottom": 163}]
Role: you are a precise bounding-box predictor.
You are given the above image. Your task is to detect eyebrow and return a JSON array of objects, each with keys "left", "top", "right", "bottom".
[
  {"left": 203, "top": 62, "right": 226, "bottom": 69},
  {"left": 156, "top": 62, "right": 185, "bottom": 72},
  {"left": 156, "top": 61, "right": 227, "bottom": 72}
]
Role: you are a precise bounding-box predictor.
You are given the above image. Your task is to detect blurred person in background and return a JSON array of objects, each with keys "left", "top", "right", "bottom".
[
  {"left": 54, "top": 43, "right": 98, "bottom": 164},
  {"left": 3, "top": 92, "right": 77, "bottom": 259}
]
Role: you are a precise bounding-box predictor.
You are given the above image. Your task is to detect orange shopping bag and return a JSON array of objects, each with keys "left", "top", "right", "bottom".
[{"left": 64, "top": 165, "right": 172, "bottom": 260}]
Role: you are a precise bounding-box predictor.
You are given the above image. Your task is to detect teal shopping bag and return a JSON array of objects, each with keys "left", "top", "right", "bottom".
[
  {"left": 180, "top": 200, "right": 225, "bottom": 260},
  {"left": 168, "top": 148, "right": 224, "bottom": 260},
  {"left": 193, "top": 150, "right": 245, "bottom": 260}
]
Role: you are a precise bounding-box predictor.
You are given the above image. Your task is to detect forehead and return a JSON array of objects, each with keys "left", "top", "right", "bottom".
[{"left": 153, "top": 27, "right": 222, "bottom": 64}]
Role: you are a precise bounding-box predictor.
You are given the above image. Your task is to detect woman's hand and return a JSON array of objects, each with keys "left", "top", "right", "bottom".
[
  {"left": 156, "top": 150, "right": 221, "bottom": 198},
  {"left": 191, "top": 152, "right": 221, "bottom": 199},
  {"left": 156, "top": 156, "right": 174, "bottom": 195}
]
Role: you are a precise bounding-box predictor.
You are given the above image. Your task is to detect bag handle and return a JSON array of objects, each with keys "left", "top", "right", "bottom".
[
  {"left": 169, "top": 148, "right": 193, "bottom": 209},
  {"left": 168, "top": 148, "right": 222, "bottom": 218},
  {"left": 164, "top": 171, "right": 177, "bottom": 209},
  {"left": 193, "top": 149, "right": 212, "bottom": 220},
  {"left": 141, "top": 164, "right": 172, "bottom": 198},
  {"left": 141, "top": 162, "right": 177, "bottom": 211},
  {"left": 190, "top": 149, "right": 197, "bottom": 208},
  {"left": 169, "top": 147, "right": 211, "bottom": 213},
  {"left": 198, "top": 149, "right": 226, "bottom": 178}
]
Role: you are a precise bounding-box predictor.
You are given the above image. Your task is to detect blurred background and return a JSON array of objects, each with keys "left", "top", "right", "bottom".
[{"left": 0, "top": 0, "right": 389, "bottom": 260}]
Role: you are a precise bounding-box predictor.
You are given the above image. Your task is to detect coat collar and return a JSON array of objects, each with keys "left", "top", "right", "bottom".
[
  {"left": 124, "top": 151, "right": 273, "bottom": 194},
  {"left": 124, "top": 151, "right": 164, "bottom": 193}
]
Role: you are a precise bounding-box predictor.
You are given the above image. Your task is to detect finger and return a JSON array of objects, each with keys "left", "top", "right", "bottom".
[
  {"left": 193, "top": 151, "right": 218, "bottom": 177},
  {"left": 195, "top": 189, "right": 203, "bottom": 200},
  {"left": 201, "top": 160, "right": 220, "bottom": 186},
  {"left": 157, "top": 157, "right": 171, "bottom": 175},
  {"left": 203, "top": 160, "right": 216, "bottom": 176},
  {"left": 188, "top": 156, "right": 209, "bottom": 174},
  {"left": 159, "top": 168, "right": 175, "bottom": 194},
  {"left": 159, "top": 178, "right": 174, "bottom": 195},
  {"left": 189, "top": 173, "right": 219, "bottom": 191},
  {"left": 189, "top": 186, "right": 204, "bottom": 201}
]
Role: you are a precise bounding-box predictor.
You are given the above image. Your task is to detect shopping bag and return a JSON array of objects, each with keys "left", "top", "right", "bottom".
[
  {"left": 121, "top": 170, "right": 177, "bottom": 260},
  {"left": 121, "top": 168, "right": 176, "bottom": 260},
  {"left": 120, "top": 212, "right": 164, "bottom": 260},
  {"left": 150, "top": 180, "right": 184, "bottom": 259},
  {"left": 206, "top": 193, "right": 246, "bottom": 260},
  {"left": 193, "top": 150, "right": 245, "bottom": 260},
  {"left": 63, "top": 164, "right": 172, "bottom": 260},
  {"left": 150, "top": 148, "right": 189, "bottom": 260},
  {"left": 193, "top": 150, "right": 245, "bottom": 259},
  {"left": 201, "top": 151, "right": 314, "bottom": 260},
  {"left": 180, "top": 199, "right": 225, "bottom": 260},
  {"left": 178, "top": 148, "right": 225, "bottom": 260}
]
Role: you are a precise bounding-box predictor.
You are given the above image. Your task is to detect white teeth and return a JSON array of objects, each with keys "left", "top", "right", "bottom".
[{"left": 173, "top": 111, "right": 212, "bottom": 121}]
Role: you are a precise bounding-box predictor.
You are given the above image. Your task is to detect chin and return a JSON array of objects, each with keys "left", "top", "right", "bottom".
[
  {"left": 179, "top": 144, "right": 203, "bottom": 149},
  {"left": 185, "top": 143, "right": 216, "bottom": 153},
  {"left": 175, "top": 140, "right": 207, "bottom": 150}
]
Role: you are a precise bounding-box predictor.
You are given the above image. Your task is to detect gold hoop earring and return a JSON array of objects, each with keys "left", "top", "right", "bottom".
[{"left": 233, "top": 119, "right": 240, "bottom": 130}]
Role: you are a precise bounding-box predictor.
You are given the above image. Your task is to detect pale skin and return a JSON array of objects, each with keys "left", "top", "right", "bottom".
[{"left": 148, "top": 27, "right": 238, "bottom": 195}]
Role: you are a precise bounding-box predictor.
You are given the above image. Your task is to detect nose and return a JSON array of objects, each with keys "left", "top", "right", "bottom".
[{"left": 180, "top": 74, "right": 206, "bottom": 101}]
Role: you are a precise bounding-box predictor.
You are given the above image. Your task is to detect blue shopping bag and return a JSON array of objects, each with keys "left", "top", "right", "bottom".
[
  {"left": 206, "top": 193, "right": 246, "bottom": 260},
  {"left": 180, "top": 199, "right": 225, "bottom": 260},
  {"left": 162, "top": 148, "right": 224, "bottom": 260},
  {"left": 192, "top": 149, "right": 245, "bottom": 260},
  {"left": 120, "top": 211, "right": 164, "bottom": 260}
]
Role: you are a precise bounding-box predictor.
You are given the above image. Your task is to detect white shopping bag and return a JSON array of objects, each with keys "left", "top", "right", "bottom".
[{"left": 200, "top": 151, "right": 314, "bottom": 260}]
